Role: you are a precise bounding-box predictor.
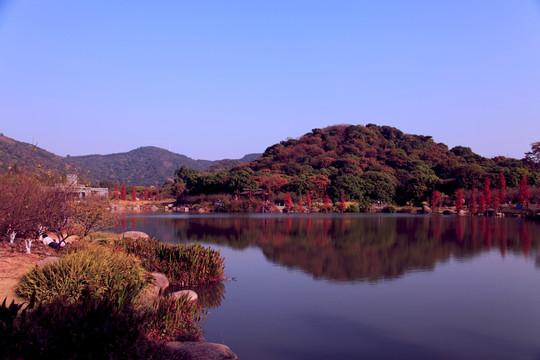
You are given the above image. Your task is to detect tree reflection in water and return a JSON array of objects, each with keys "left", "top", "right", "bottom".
[{"left": 127, "top": 214, "right": 539, "bottom": 283}]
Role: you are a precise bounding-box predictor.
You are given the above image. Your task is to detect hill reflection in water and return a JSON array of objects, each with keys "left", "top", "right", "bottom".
[{"left": 121, "top": 214, "right": 539, "bottom": 283}]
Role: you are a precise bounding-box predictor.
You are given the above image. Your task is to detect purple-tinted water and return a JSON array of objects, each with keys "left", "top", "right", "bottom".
[{"left": 120, "top": 214, "right": 540, "bottom": 360}]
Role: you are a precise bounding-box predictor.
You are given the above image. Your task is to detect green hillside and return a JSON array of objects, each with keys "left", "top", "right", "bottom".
[
  {"left": 173, "top": 124, "right": 538, "bottom": 205},
  {"left": 0, "top": 133, "right": 260, "bottom": 186}
]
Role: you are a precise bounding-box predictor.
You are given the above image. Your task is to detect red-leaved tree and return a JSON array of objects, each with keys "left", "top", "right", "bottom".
[
  {"left": 498, "top": 173, "right": 506, "bottom": 205},
  {"left": 519, "top": 174, "right": 530, "bottom": 207},
  {"left": 120, "top": 183, "right": 127, "bottom": 201},
  {"left": 284, "top": 192, "right": 293, "bottom": 212},
  {"left": 132, "top": 186, "right": 136, "bottom": 201},
  {"left": 478, "top": 194, "right": 486, "bottom": 214},
  {"left": 323, "top": 194, "right": 331, "bottom": 213},
  {"left": 482, "top": 177, "right": 491, "bottom": 208},
  {"left": 306, "top": 192, "right": 312, "bottom": 213},
  {"left": 298, "top": 195, "right": 304, "bottom": 213},
  {"left": 455, "top": 189, "right": 464, "bottom": 213}
]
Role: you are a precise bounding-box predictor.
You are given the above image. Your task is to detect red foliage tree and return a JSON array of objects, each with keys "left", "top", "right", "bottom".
[
  {"left": 482, "top": 177, "right": 491, "bottom": 208},
  {"left": 120, "top": 183, "right": 127, "bottom": 201},
  {"left": 132, "top": 186, "right": 136, "bottom": 201},
  {"left": 431, "top": 190, "right": 441, "bottom": 212},
  {"left": 306, "top": 192, "right": 312, "bottom": 213},
  {"left": 298, "top": 195, "right": 304, "bottom": 213},
  {"left": 497, "top": 173, "right": 506, "bottom": 205},
  {"left": 284, "top": 192, "right": 293, "bottom": 212},
  {"left": 323, "top": 194, "right": 331, "bottom": 213},
  {"left": 455, "top": 189, "right": 463, "bottom": 212},
  {"left": 339, "top": 190, "right": 346, "bottom": 213},
  {"left": 519, "top": 174, "right": 530, "bottom": 207},
  {"left": 491, "top": 192, "right": 500, "bottom": 213},
  {"left": 478, "top": 194, "right": 486, "bottom": 214},
  {"left": 144, "top": 188, "right": 149, "bottom": 201},
  {"left": 469, "top": 185, "right": 477, "bottom": 214}
]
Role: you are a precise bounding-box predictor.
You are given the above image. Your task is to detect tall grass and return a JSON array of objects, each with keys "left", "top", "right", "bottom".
[
  {"left": 18, "top": 244, "right": 148, "bottom": 304},
  {"left": 145, "top": 292, "right": 206, "bottom": 342},
  {"left": 111, "top": 237, "right": 225, "bottom": 286}
]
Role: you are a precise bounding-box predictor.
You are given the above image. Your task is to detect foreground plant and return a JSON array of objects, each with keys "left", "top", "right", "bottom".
[
  {"left": 111, "top": 237, "right": 225, "bottom": 286},
  {"left": 18, "top": 243, "right": 148, "bottom": 304}
]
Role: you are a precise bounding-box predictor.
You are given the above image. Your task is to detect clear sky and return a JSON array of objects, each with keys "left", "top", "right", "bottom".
[{"left": 1, "top": 1, "right": 539, "bottom": 160}]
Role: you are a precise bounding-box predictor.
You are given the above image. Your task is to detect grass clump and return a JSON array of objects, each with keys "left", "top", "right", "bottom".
[
  {"left": 146, "top": 293, "right": 206, "bottom": 342},
  {"left": 111, "top": 237, "right": 225, "bottom": 286},
  {"left": 18, "top": 243, "right": 148, "bottom": 304}
]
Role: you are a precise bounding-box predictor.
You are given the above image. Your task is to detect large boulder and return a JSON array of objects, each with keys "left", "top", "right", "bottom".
[
  {"left": 121, "top": 231, "right": 150, "bottom": 239},
  {"left": 165, "top": 341, "right": 238, "bottom": 360}
]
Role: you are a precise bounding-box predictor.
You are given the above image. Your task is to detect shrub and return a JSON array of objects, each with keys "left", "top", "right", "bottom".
[
  {"left": 111, "top": 237, "right": 225, "bottom": 286},
  {"left": 18, "top": 243, "right": 148, "bottom": 304},
  {"left": 382, "top": 205, "right": 397, "bottom": 213},
  {"left": 345, "top": 204, "right": 360, "bottom": 213}
]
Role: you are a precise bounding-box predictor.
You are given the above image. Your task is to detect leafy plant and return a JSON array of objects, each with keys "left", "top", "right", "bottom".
[{"left": 111, "top": 237, "right": 225, "bottom": 286}]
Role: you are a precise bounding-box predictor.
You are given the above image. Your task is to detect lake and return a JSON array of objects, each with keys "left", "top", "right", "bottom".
[{"left": 118, "top": 213, "right": 540, "bottom": 360}]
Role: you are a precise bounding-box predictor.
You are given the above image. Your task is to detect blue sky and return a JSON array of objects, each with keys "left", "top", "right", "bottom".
[{"left": 0, "top": 1, "right": 539, "bottom": 160}]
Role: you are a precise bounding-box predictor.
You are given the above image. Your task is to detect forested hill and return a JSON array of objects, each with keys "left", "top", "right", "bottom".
[
  {"left": 246, "top": 124, "right": 534, "bottom": 203},
  {"left": 0, "top": 133, "right": 67, "bottom": 174},
  {"left": 0, "top": 133, "right": 261, "bottom": 186},
  {"left": 67, "top": 148, "right": 262, "bottom": 186},
  {"left": 173, "top": 124, "right": 537, "bottom": 205}
]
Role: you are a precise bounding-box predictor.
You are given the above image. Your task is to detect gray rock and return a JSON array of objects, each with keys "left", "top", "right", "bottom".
[
  {"left": 165, "top": 341, "right": 239, "bottom": 360},
  {"left": 121, "top": 231, "right": 150, "bottom": 239},
  {"left": 171, "top": 290, "right": 198, "bottom": 303},
  {"left": 36, "top": 256, "right": 61, "bottom": 268}
]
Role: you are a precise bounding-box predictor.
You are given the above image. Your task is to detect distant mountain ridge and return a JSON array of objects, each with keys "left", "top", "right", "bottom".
[{"left": 0, "top": 133, "right": 261, "bottom": 186}]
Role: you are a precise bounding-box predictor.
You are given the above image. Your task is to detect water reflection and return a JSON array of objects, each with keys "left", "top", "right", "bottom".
[{"left": 123, "top": 214, "right": 540, "bottom": 283}]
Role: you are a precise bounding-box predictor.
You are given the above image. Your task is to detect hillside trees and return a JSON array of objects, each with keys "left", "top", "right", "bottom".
[
  {"left": 524, "top": 142, "right": 540, "bottom": 171},
  {"left": 168, "top": 125, "right": 538, "bottom": 208}
]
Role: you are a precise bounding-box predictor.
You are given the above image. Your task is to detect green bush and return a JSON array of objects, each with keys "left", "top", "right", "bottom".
[
  {"left": 382, "top": 205, "right": 397, "bottom": 213},
  {"left": 111, "top": 237, "right": 225, "bottom": 286},
  {"left": 345, "top": 204, "right": 360, "bottom": 213},
  {"left": 18, "top": 244, "right": 148, "bottom": 304}
]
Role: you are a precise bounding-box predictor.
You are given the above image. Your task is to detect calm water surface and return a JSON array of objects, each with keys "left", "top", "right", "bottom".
[{"left": 119, "top": 214, "right": 540, "bottom": 360}]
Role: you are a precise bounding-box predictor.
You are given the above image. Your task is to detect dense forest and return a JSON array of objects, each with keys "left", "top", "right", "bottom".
[{"left": 173, "top": 124, "right": 539, "bottom": 207}]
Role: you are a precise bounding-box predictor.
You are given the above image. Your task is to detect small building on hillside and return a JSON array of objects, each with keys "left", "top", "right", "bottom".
[{"left": 66, "top": 174, "right": 109, "bottom": 198}]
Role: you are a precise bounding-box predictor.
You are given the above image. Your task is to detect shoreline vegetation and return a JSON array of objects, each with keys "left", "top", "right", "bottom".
[
  {"left": 1, "top": 233, "right": 233, "bottom": 360},
  {"left": 109, "top": 198, "right": 540, "bottom": 222}
]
